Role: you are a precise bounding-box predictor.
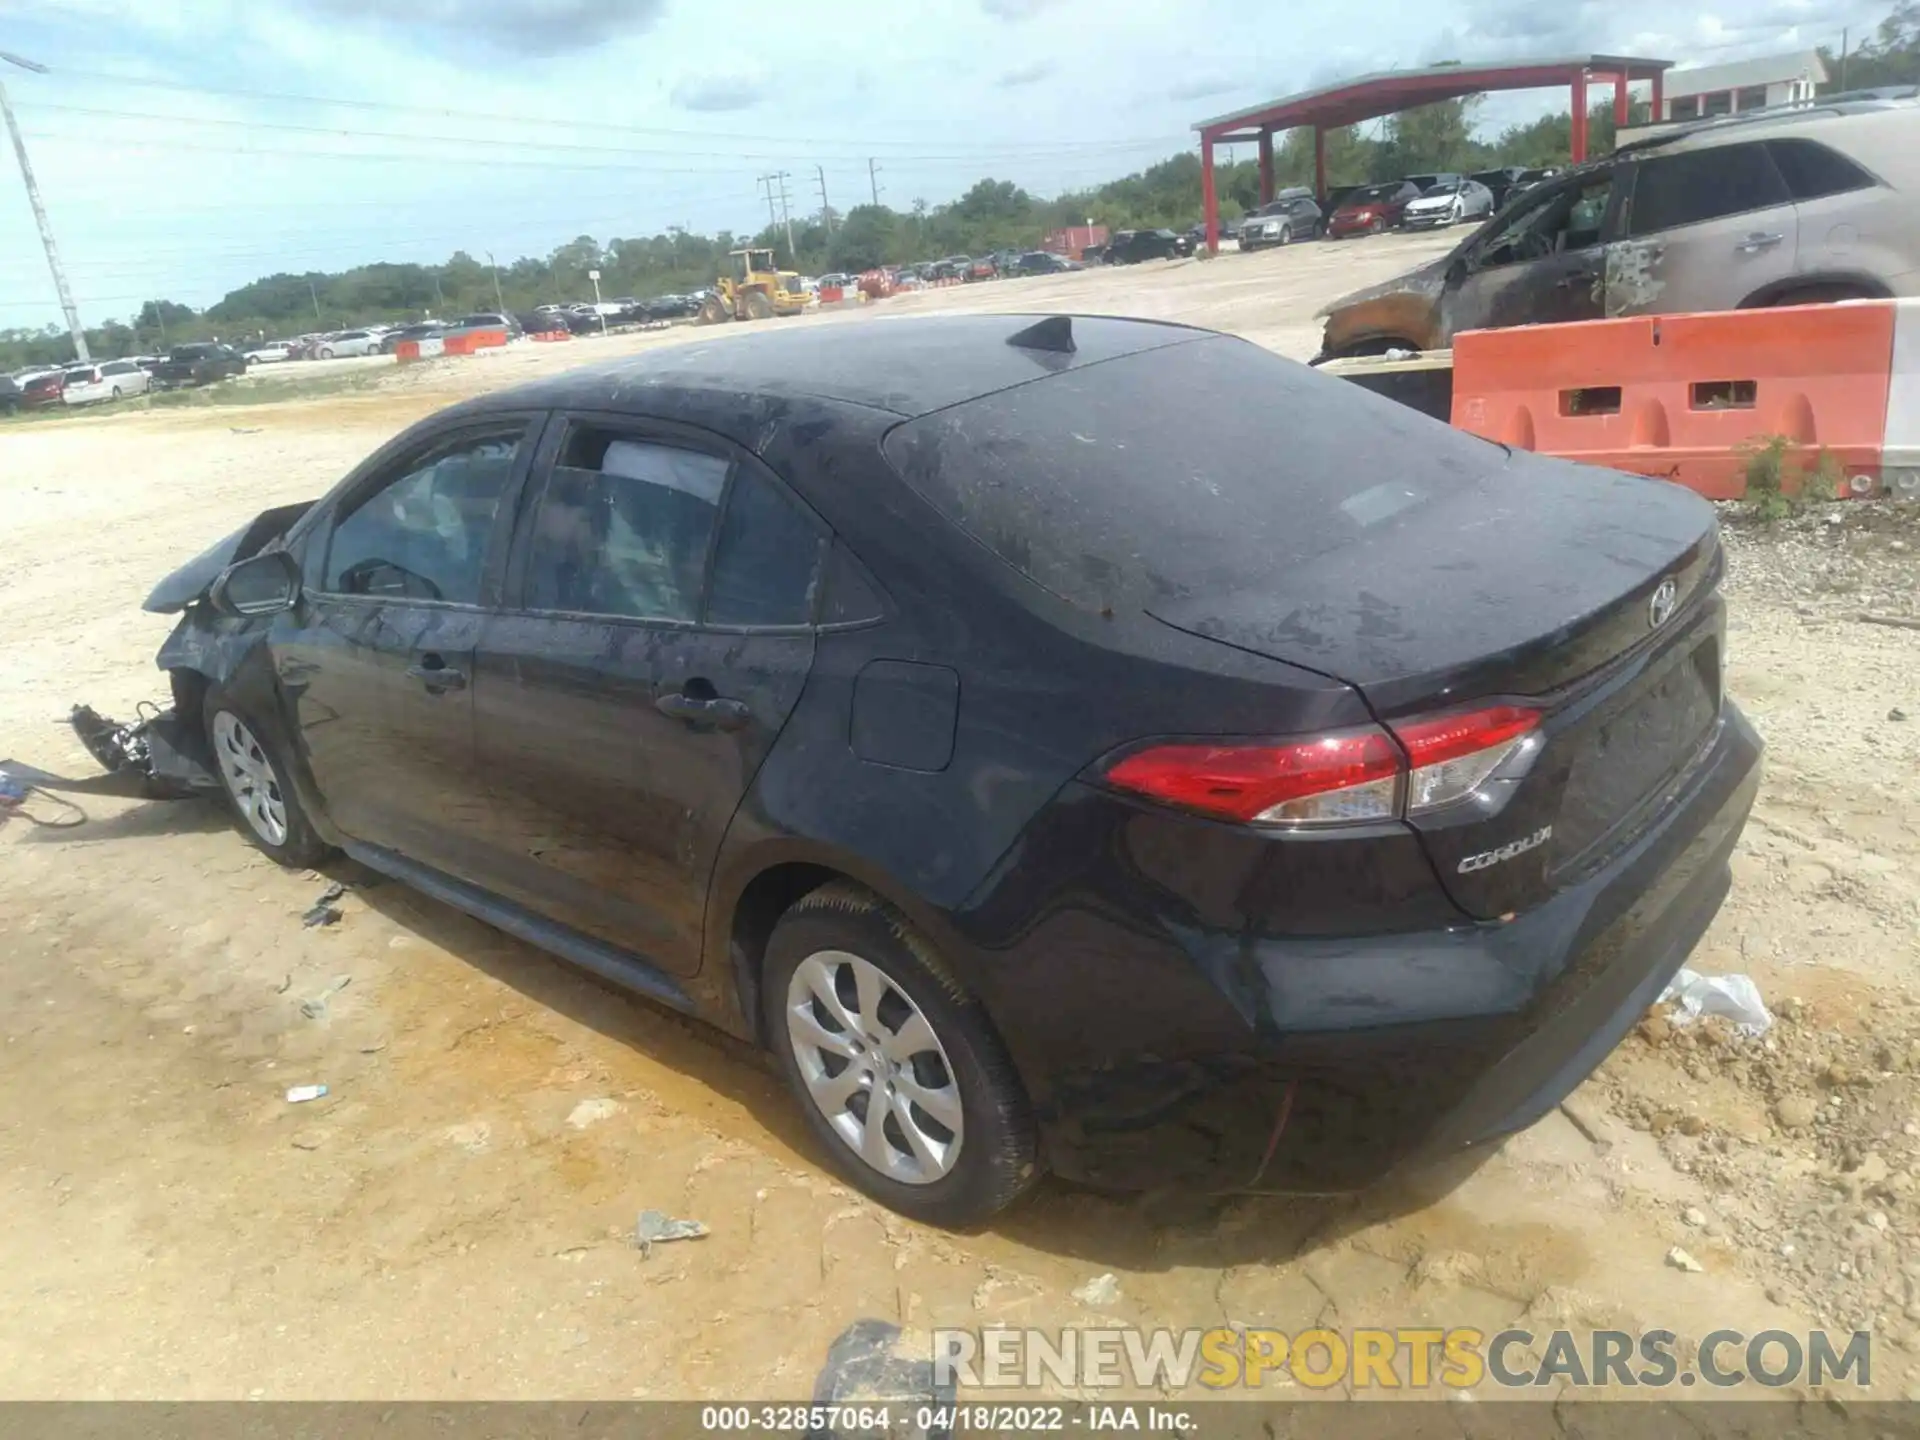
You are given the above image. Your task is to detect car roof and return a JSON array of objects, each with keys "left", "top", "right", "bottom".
[
  {"left": 474, "top": 315, "right": 1210, "bottom": 422},
  {"left": 1619, "top": 97, "right": 1920, "bottom": 156}
]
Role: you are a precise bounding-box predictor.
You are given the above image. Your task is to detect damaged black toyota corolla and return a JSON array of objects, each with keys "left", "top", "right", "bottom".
[{"left": 127, "top": 314, "right": 1760, "bottom": 1226}]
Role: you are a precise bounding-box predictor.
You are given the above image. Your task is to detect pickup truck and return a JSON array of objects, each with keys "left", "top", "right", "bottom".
[{"left": 153, "top": 343, "right": 247, "bottom": 388}]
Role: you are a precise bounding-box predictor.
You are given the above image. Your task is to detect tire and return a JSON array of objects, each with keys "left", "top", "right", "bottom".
[
  {"left": 1370, "top": 216, "right": 1385, "bottom": 235},
  {"left": 745, "top": 290, "right": 774, "bottom": 321},
  {"left": 763, "top": 882, "right": 1039, "bottom": 1227},
  {"left": 204, "top": 691, "right": 330, "bottom": 868},
  {"left": 109, "top": 386, "right": 122, "bottom": 399},
  {"left": 318, "top": 347, "right": 334, "bottom": 360},
  {"left": 1449, "top": 201, "right": 1463, "bottom": 225},
  {"left": 1278, "top": 223, "right": 1292, "bottom": 246},
  {"left": 1768, "top": 284, "right": 1880, "bottom": 307}
]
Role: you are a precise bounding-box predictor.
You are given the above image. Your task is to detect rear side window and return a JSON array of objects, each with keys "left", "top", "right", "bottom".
[
  {"left": 706, "top": 472, "right": 822, "bottom": 626},
  {"left": 1628, "top": 142, "right": 1791, "bottom": 235},
  {"left": 324, "top": 426, "right": 525, "bottom": 603},
  {"left": 523, "top": 431, "right": 727, "bottom": 623},
  {"left": 1768, "top": 138, "right": 1877, "bottom": 200}
]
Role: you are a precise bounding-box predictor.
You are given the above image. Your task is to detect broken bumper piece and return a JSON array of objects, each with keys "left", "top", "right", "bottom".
[{"left": 70, "top": 703, "right": 218, "bottom": 793}]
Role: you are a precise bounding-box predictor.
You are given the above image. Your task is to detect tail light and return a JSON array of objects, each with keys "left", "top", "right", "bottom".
[{"left": 1101, "top": 704, "right": 1541, "bottom": 828}]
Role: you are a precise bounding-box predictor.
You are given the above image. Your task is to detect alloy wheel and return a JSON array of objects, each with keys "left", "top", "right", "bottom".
[
  {"left": 212, "top": 711, "right": 289, "bottom": 846},
  {"left": 785, "top": 949, "right": 964, "bottom": 1185}
]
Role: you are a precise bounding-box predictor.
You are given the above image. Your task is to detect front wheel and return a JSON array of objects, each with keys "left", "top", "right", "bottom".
[
  {"left": 1278, "top": 224, "right": 1293, "bottom": 246},
  {"left": 318, "top": 347, "right": 334, "bottom": 360},
  {"left": 206, "top": 694, "right": 330, "bottom": 867},
  {"left": 764, "top": 882, "right": 1038, "bottom": 1227},
  {"left": 109, "top": 386, "right": 122, "bottom": 399}
]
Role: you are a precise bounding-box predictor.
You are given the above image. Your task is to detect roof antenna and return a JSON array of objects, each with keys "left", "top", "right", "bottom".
[{"left": 1006, "top": 315, "right": 1075, "bottom": 354}]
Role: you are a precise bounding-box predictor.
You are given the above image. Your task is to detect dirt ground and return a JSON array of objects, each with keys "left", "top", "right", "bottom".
[{"left": 2, "top": 232, "right": 1918, "bottom": 1403}]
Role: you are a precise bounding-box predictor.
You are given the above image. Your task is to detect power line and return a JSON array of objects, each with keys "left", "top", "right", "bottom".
[
  {"left": 14, "top": 100, "right": 1184, "bottom": 163},
  {"left": 32, "top": 65, "right": 1193, "bottom": 154}
]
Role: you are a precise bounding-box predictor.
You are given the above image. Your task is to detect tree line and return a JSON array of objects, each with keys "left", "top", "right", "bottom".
[{"left": 4, "top": 2, "right": 1916, "bottom": 373}]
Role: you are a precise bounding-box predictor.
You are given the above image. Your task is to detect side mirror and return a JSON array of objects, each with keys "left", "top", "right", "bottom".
[{"left": 210, "top": 550, "right": 301, "bottom": 617}]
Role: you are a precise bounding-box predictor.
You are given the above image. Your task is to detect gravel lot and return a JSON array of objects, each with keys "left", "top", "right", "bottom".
[{"left": 1, "top": 232, "right": 1916, "bottom": 1403}]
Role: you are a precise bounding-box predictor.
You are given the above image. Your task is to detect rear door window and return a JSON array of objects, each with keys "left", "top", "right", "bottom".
[
  {"left": 1767, "top": 138, "right": 1877, "bottom": 200},
  {"left": 521, "top": 430, "right": 728, "bottom": 623},
  {"left": 1627, "top": 142, "right": 1791, "bottom": 236},
  {"left": 706, "top": 472, "right": 824, "bottom": 626},
  {"left": 322, "top": 426, "right": 526, "bottom": 603}
]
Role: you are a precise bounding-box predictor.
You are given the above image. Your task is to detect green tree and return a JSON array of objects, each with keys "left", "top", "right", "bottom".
[
  {"left": 828, "top": 204, "right": 897, "bottom": 271},
  {"left": 1822, "top": 2, "right": 1920, "bottom": 90}
]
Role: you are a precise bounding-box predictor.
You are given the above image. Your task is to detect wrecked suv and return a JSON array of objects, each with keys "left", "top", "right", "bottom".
[
  {"left": 128, "top": 316, "right": 1757, "bottom": 1227},
  {"left": 1316, "top": 100, "right": 1920, "bottom": 361}
]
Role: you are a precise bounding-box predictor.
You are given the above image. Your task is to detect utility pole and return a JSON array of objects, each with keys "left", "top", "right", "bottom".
[
  {"left": 814, "top": 165, "right": 833, "bottom": 234},
  {"left": 774, "top": 170, "right": 796, "bottom": 261},
  {"left": 757, "top": 173, "right": 780, "bottom": 241},
  {"left": 1839, "top": 26, "right": 1851, "bottom": 91},
  {"left": 308, "top": 279, "right": 322, "bottom": 321},
  {"left": 0, "top": 51, "right": 88, "bottom": 361},
  {"left": 868, "top": 157, "right": 882, "bottom": 207},
  {"left": 486, "top": 250, "right": 506, "bottom": 314}
]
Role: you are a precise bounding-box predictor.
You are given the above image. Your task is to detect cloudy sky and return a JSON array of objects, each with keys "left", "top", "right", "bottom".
[{"left": 0, "top": 0, "right": 1887, "bottom": 329}]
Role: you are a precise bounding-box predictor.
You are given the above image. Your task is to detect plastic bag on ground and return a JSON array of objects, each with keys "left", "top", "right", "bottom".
[{"left": 1658, "top": 967, "right": 1773, "bottom": 1037}]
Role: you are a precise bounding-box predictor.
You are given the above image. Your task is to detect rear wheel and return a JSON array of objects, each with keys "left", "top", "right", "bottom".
[
  {"left": 205, "top": 693, "right": 329, "bottom": 867},
  {"left": 764, "top": 882, "right": 1038, "bottom": 1227},
  {"left": 697, "top": 294, "right": 730, "bottom": 325}
]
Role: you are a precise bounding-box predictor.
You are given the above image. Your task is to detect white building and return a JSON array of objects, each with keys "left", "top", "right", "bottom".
[{"left": 1661, "top": 50, "right": 1829, "bottom": 120}]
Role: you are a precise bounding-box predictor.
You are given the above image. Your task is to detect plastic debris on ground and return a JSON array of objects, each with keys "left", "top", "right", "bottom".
[
  {"left": 1657, "top": 967, "right": 1773, "bottom": 1037},
  {"left": 634, "top": 1210, "right": 708, "bottom": 1256},
  {"left": 302, "top": 882, "right": 348, "bottom": 929},
  {"left": 285, "top": 1084, "right": 328, "bottom": 1104},
  {"left": 298, "top": 974, "right": 353, "bottom": 1020},
  {"left": 1071, "top": 1272, "right": 1122, "bottom": 1306}
]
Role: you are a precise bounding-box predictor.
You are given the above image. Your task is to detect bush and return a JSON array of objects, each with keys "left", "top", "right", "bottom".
[{"left": 1740, "top": 435, "right": 1842, "bottom": 523}]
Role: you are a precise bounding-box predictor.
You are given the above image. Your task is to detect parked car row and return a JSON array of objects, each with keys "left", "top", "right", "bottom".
[{"left": 1222, "top": 168, "right": 1562, "bottom": 249}]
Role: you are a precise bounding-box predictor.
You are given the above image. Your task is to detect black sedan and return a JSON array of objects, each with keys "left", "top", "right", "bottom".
[
  {"left": 134, "top": 315, "right": 1759, "bottom": 1226},
  {"left": 1102, "top": 228, "right": 1187, "bottom": 263}
]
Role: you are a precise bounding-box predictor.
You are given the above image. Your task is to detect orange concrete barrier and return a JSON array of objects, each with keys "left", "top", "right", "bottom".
[
  {"left": 818, "top": 285, "right": 844, "bottom": 304},
  {"left": 1450, "top": 302, "right": 1915, "bottom": 501},
  {"left": 393, "top": 337, "right": 444, "bottom": 364},
  {"left": 530, "top": 329, "right": 571, "bottom": 343},
  {"left": 442, "top": 327, "right": 509, "bottom": 357}
]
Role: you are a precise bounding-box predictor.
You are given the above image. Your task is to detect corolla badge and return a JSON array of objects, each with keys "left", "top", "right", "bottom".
[
  {"left": 1458, "top": 826, "right": 1553, "bottom": 874},
  {"left": 1649, "top": 578, "right": 1679, "bottom": 630}
]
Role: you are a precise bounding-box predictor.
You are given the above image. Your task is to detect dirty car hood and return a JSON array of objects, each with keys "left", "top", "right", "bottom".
[{"left": 142, "top": 500, "right": 315, "bottom": 614}]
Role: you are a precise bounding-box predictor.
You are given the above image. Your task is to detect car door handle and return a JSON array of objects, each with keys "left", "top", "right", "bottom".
[
  {"left": 405, "top": 658, "right": 467, "bottom": 692},
  {"left": 655, "top": 692, "right": 751, "bottom": 730},
  {"left": 1736, "top": 231, "right": 1785, "bottom": 253}
]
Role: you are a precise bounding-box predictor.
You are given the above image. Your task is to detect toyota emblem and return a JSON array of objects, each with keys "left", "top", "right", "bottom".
[{"left": 1648, "top": 578, "right": 1679, "bottom": 629}]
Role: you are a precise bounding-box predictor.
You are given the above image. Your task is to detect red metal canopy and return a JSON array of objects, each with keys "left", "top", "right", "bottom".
[{"left": 1193, "top": 55, "right": 1674, "bottom": 252}]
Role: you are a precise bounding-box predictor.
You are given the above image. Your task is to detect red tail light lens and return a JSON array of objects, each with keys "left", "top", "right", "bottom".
[
  {"left": 1100, "top": 705, "right": 1542, "bottom": 828},
  {"left": 1392, "top": 705, "right": 1542, "bottom": 816},
  {"left": 1102, "top": 728, "right": 1402, "bottom": 827}
]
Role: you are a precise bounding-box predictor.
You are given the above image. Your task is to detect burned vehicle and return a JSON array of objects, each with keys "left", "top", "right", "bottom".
[
  {"left": 118, "top": 315, "right": 1758, "bottom": 1226},
  {"left": 1315, "top": 102, "right": 1920, "bottom": 362}
]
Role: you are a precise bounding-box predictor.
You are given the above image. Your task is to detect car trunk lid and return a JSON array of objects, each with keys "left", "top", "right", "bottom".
[{"left": 1147, "top": 452, "right": 1723, "bottom": 918}]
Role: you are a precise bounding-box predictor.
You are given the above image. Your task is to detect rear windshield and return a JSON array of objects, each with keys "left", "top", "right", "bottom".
[{"left": 881, "top": 337, "right": 1502, "bottom": 614}]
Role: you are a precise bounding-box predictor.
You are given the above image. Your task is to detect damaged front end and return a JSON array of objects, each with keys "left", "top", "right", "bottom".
[
  {"left": 1313, "top": 261, "right": 1450, "bottom": 362},
  {"left": 76, "top": 497, "right": 317, "bottom": 794}
]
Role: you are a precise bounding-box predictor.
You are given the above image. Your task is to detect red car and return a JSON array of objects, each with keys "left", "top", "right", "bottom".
[
  {"left": 19, "top": 371, "right": 66, "bottom": 409},
  {"left": 1327, "top": 180, "right": 1421, "bottom": 238}
]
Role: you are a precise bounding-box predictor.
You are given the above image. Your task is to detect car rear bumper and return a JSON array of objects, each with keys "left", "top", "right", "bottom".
[{"left": 964, "top": 704, "right": 1761, "bottom": 1194}]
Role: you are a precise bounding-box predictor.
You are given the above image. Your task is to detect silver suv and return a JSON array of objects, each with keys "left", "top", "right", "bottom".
[{"left": 1317, "top": 100, "right": 1920, "bottom": 359}]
